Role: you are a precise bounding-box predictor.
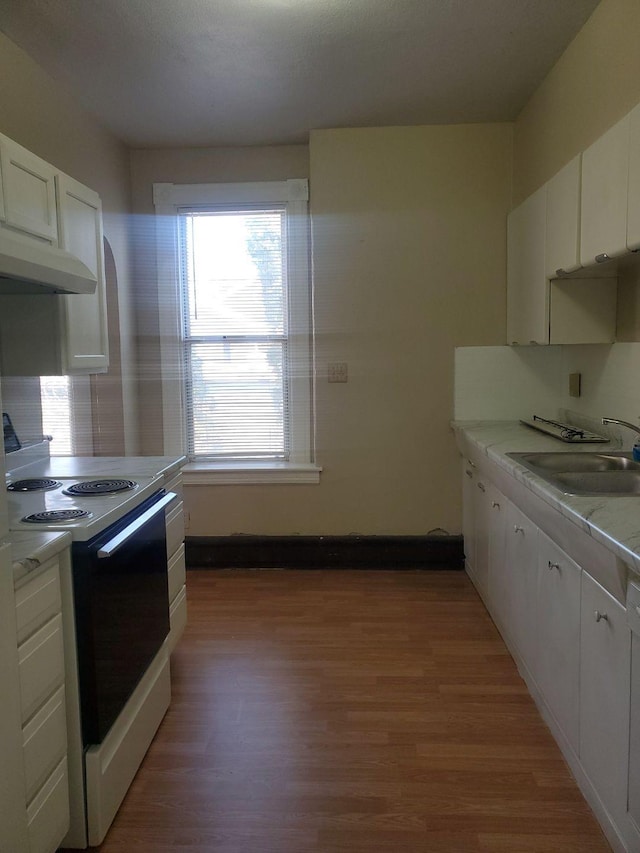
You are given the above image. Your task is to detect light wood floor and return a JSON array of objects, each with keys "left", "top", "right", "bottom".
[{"left": 94, "top": 569, "right": 611, "bottom": 852}]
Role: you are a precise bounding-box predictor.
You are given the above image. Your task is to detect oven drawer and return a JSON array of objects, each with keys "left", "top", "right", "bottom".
[
  {"left": 15, "top": 559, "right": 61, "bottom": 645},
  {"left": 167, "top": 544, "right": 186, "bottom": 604},
  {"left": 166, "top": 500, "right": 184, "bottom": 558},
  {"left": 18, "top": 613, "right": 65, "bottom": 723},
  {"left": 22, "top": 684, "right": 67, "bottom": 803},
  {"left": 26, "top": 756, "right": 69, "bottom": 853}
]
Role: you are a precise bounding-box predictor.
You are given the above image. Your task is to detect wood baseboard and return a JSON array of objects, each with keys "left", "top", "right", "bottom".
[{"left": 185, "top": 534, "right": 464, "bottom": 570}]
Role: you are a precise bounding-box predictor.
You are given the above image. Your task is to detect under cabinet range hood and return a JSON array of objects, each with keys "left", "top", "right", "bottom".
[{"left": 0, "top": 229, "right": 97, "bottom": 295}]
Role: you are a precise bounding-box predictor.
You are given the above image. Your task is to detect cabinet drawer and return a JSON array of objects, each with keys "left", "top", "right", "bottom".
[
  {"left": 18, "top": 613, "right": 65, "bottom": 723},
  {"left": 15, "top": 560, "right": 61, "bottom": 645},
  {"left": 22, "top": 685, "right": 66, "bottom": 803},
  {"left": 168, "top": 544, "right": 186, "bottom": 604},
  {"left": 166, "top": 501, "right": 184, "bottom": 559},
  {"left": 26, "top": 757, "right": 69, "bottom": 853}
]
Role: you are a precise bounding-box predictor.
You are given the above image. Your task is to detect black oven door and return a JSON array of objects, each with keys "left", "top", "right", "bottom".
[{"left": 72, "top": 491, "right": 175, "bottom": 745}]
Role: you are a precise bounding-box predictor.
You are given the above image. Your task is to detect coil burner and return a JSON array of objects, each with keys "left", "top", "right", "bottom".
[
  {"left": 8, "top": 478, "right": 62, "bottom": 492},
  {"left": 63, "top": 479, "right": 137, "bottom": 497},
  {"left": 22, "top": 509, "right": 92, "bottom": 524}
]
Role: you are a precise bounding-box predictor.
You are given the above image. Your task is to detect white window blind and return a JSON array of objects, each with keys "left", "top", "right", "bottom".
[{"left": 179, "top": 206, "right": 292, "bottom": 461}]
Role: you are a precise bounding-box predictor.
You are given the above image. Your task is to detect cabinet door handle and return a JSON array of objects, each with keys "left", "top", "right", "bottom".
[
  {"left": 548, "top": 560, "right": 560, "bottom": 571},
  {"left": 595, "top": 253, "right": 610, "bottom": 264},
  {"left": 514, "top": 525, "right": 524, "bottom": 534},
  {"left": 477, "top": 482, "right": 486, "bottom": 492},
  {"left": 467, "top": 459, "right": 476, "bottom": 468},
  {"left": 465, "top": 469, "right": 473, "bottom": 478},
  {"left": 595, "top": 610, "right": 609, "bottom": 623},
  {"left": 492, "top": 501, "right": 500, "bottom": 509}
]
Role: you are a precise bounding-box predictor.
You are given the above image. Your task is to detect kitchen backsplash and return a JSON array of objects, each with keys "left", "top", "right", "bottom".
[{"left": 454, "top": 342, "right": 640, "bottom": 447}]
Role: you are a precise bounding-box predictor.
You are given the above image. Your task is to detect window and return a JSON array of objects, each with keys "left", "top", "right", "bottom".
[
  {"left": 154, "top": 179, "right": 317, "bottom": 481},
  {"left": 40, "top": 376, "right": 74, "bottom": 455},
  {"left": 39, "top": 375, "right": 92, "bottom": 456}
]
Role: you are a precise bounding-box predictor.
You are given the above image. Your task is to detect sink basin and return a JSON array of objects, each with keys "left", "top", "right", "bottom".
[
  {"left": 506, "top": 451, "right": 640, "bottom": 495},
  {"left": 552, "top": 471, "right": 640, "bottom": 495},
  {"left": 508, "top": 451, "right": 640, "bottom": 473}
]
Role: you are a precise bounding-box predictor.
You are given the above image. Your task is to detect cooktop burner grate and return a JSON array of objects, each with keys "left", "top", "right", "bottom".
[
  {"left": 22, "top": 509, "right": 92, "bottom": 523},
  {"left": 8, "top": 478, "right": 62, "bottom": 492},
  {"left": 63, "top": 479, "right": 137, "bottom": 496}
]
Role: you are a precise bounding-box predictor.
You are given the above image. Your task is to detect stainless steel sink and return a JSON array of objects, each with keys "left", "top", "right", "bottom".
[{"left": 506, "top": 451, "right": 640, "bottom": 495}]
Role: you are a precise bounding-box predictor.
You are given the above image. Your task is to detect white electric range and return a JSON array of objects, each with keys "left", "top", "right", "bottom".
[
  {"left": 6, "top": 443, "right": 177, "bottom": 848},
  {"left": 6, "top": 473, "right": 164, "bottom": 539}
]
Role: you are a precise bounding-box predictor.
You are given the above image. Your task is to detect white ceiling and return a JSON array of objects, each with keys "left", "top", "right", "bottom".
[{"left": 0, "top": 0, "right": 600, "bottom": 149}]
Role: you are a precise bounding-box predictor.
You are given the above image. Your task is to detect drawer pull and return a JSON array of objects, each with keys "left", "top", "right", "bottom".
[
  {"left": 492, "top": 501, "right": 500, "bottom": 509},
  {"left": 467, "top": 459, "right": 476, "bottom": 468},
  {"left": 548, "top": 561, "right": 560, "bottom": 571},
  {"left": 477, "top": 482, "right": 486, "bottom": 492},
  {"left": 465, "top": 469, "right": 473, "bottom": 478},
  {"left": 514, "top": 525, "right": 524, "bottom": 534},
  {"left": 595, "top": 610, "right": 609, "bottom": 623}
]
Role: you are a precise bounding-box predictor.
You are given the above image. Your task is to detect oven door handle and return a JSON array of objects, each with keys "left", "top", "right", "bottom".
[{"left": 97, "top": 492, "right": 178, "bottom": 558}]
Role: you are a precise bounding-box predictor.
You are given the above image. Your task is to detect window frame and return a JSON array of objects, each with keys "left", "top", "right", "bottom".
[{"left": 154, "top": 179, "right": 319, "bottom": 484}]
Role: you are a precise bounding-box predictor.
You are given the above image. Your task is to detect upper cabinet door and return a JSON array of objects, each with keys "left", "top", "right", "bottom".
[
  {"left": 580, "top": 113, "right": 630, "bottom": 266},
  {"left": 507, "top": 185, "right": 548, "bottom": 345},
  {"left": 545, "top": 155, "right": 582, "bottom": 278},
  {"left": 626, "top": 103, "right": 640, "bottom": 251},
  {"left": 56, "top": 173, "right": 109, "bottom": 373},
  {"left": 0, "top": 135, "right": 58, "bottom": 244}
]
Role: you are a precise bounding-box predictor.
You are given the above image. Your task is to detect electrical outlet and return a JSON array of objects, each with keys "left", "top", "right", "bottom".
[
  {"left": 569, "top": 372, "right": 581, "bottom": 398},
  {"left": 328, "top": 362, "right": 348, "bottom": 383}
]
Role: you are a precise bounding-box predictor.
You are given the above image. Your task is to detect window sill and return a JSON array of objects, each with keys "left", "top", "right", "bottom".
[{"left": 182, "top": 462, "right": 322, "bottom": 485}]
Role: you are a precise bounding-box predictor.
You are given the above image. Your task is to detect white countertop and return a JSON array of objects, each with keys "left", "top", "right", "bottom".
[
  {"left": 452, "top": 420, "right": 640, "bottom": 575},
  {"left": 11, "top": 530, "right": 72, "bottom": 582},
  {"left": 35, "top": 455, "right": 187, "bottom": 481}
]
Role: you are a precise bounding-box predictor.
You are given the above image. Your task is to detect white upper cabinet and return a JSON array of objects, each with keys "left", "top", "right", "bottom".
[
  {"left": 56, "top": 174, "right": 109, "bottom": 373},
  {"left": 507, "top": 185, "right": 547, "bottom": 345},
  {"left": 580, "top": 112, "right": 630, "bottom": 266},
  {"left": 545, "top": 154, "right": 582, "bottom": 278},
  {"left": 507, "top": 180, "right": 616, "bottom": 346},
  {"left": 626, "top": 102, "right": 640, "bottom": 251},
  {"left": 0, "top": 134, "right": 58, "bottom": 245},
  {"left": 0, "top": 169, "right": 109, "bottom": 375}
]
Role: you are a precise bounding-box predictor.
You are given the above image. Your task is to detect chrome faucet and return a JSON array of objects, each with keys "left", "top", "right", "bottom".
[{"left": 602, "top": 417, "right": 640, "bottom": 437}]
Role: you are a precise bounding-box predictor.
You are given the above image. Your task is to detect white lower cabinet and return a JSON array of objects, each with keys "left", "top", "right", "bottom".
[
  {"left": 462, "top": 466, "right": 505, "bottom": 605},
  {"left": 536, "top": 532, "right": 581, "bottom": 753},
  {"left": 13, "top": 554, "right": 71, "bottom": 853},
  {"left": 461, "top": 453, "right": 640, "bottom": 851},
  {"left": 461, "top": 463, "right": 477, "bottom": 580},
  {"left": 580, "top": 572, "right": 630, "bottom": 829},
  {"left": 503, "top": 502, "right": 538, "bottom": 672}
]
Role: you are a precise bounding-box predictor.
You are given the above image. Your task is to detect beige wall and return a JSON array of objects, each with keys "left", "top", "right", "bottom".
[
  {"left": 180, "top": 124, "right": 512, "bottom": 535},
  {"left": 0, "top": 32, "right": 133, "bottom": 453}
]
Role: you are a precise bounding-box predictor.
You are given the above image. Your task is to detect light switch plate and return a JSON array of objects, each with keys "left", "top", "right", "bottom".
[{"left": 328, "top": 362, "right": 348, "bottom": 383}]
